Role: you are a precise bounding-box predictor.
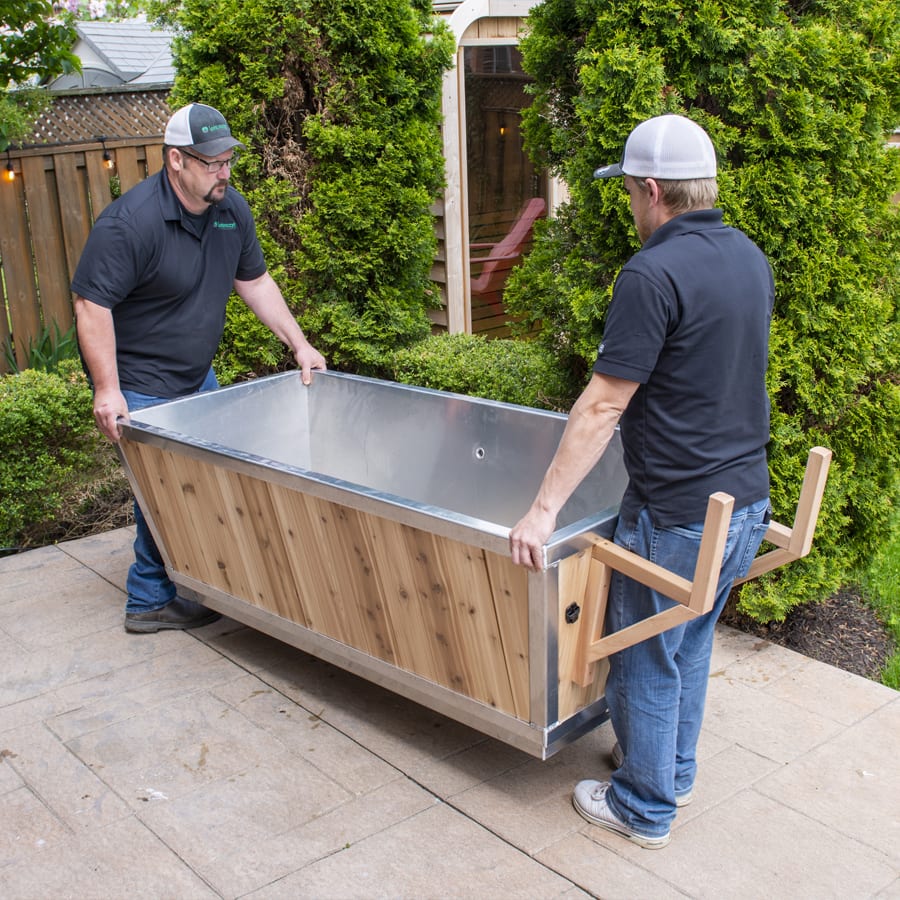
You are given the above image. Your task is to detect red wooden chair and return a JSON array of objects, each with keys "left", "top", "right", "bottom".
[{"left": 469, "top": 197, "right": 547, "bottom": 300}]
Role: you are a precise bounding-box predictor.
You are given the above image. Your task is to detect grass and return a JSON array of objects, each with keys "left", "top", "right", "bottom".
[{"left": 859, "top": 508, "right": 900, "bottom": 689}]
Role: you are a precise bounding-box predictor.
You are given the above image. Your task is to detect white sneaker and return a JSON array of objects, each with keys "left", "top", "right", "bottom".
[
  {"left": 572, "top": 780, "right": 670, "bottom": 849},
  {"left": 608, "top": 743, "right": 693, "bottom": 807}
]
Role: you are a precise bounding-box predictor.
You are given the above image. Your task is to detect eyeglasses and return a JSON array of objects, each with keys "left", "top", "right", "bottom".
[{"left": 179, "top": 148, "right": 239, "bottom": 173}]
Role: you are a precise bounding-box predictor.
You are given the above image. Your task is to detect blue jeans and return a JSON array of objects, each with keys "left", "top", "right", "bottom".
[
  {"left": 122, "top": 368, "right": 219, "bottom": 614},
  {"left": 604, "top": 496, "right": 770, "bottom": 838}
]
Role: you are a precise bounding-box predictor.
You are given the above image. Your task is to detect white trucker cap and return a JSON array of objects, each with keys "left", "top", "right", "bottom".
[
  {"left": 164, "top": 103, "right": 244, "bottom": 156},
  {"left": 593, "top": 114, "right": 717, "bottom": 180}
]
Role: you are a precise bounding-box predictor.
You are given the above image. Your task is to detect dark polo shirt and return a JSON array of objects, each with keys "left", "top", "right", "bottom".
[
  {"left": 593, "top": 209, "right": 774, "bottom": 526},
  {"left": 72, "top": 168, "right": 266, "bottom": 398}
]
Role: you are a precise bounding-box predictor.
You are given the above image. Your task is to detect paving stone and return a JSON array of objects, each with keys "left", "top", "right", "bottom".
[
  {"left": 0, "top": 625, "right": 176, "bottom": 707},
  {"left": 212, "top": 673, "right": 401, "bottom": 795},
  {"left": 66, "top": 690, "right": 313, "bottom": 807},
  {"left": 141, "top": 774, "right": 433, "bottom": 897},
  {"left": 403, "top": 734, "right": 531, "bottom": 798},
  {"left": 0, "top": 545, "right": 81, "bottom": 584},
  {"left": 0, "top": 814, "right": 217, "bottom": 899},
  {"left": 710, "top": 624, "right": 773, "bottom": 672},
  {"left": 0, "top": 568, "right": 124, "bottom": 651},
  {"left": 0, "top": 692, "right": 70, "bottom": 736},
  {"left": 714, "top": 635, "right": 807, "bottom": 687},
  {"left": 537, "top": 831, "right": 687, "bottom": 900},
  {"left": 58, "top": 528, "right": 135, "bottom": 577},
  {"left": 0, "top": 785, "right": 73, "bottom": 869},
  {"left": 754, "top": 696, "right": 900, "bottom": 864},
  {"left": 447, "top": 755, "right": 592, "bottom": 855},
  {"left": 46, "top": 640, "right": 240, "bottom": 742},
  {"left": 702, "top": 672, "right": 844, "bottom": 764},
  {"left": 1, "top": 722, "right": 130, "bottom": 830},
  {"left": 626, "top": 788, "right": 898, "bottom": 899},
  {"left": 0, "top": 757, "right": 23, "bottom": 794},
  {"left": 245, "top": 801, "right": 577, "bottom": 899},
  {"left": 3, "top": 531, "right": 897, "bottom": 900},
  {"left": 761, "top": 656, "right": 897, "bottom": 725}
]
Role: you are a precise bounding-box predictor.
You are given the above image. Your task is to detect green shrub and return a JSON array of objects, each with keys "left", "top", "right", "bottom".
[
  {"left": 3, "top": 322, "right": 79, "bottom": 374},
  {"left": 391, "top": 332, "right": 572, "bottom": 410},
  {"left": 157, "top": 0, "right": 455, "bottom": 375},
  {"left": 0, "top": 360, "right": 105, "bottom": 549},
  {"left": 506, "top": 0, "right": 900, "bottom": 621}
]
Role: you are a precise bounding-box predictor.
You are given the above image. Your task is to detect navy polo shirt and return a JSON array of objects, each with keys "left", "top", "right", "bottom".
[
  {"left": 72, "top": 168, "right": 267, "bottom": 398},
  {"left": 593, "top": 209, "right": 774, "bottom": 526}
]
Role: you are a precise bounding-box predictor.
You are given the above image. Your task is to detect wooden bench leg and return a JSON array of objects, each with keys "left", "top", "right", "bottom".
[{"left": 568, "top": 447, "right": 832, "bottom": 685}]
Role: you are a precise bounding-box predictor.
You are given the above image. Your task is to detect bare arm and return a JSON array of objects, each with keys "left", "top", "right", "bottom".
[
  {"left": 73, "top": 295, "right": 128, "bottom": 443},
  {"left": 509, "top": 373, "right": 639, "bottom": 570},
  {"left": 234, "top": 272, "right": 327, "bottom": 384}
]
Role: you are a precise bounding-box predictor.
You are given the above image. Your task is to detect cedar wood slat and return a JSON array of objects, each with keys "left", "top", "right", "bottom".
[{"left": 123, "top": 438, "right": 529, "bottom": 718}]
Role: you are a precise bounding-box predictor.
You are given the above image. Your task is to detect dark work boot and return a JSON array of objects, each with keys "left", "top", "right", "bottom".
[{"left": 124, "top": 596, "right": 221, "bottom": 634}]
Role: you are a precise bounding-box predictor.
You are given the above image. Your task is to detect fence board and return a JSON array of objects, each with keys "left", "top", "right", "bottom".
[
  {"left": 146, "top": 144, "right": 164, "bottom": 176},
  {"left": 0, "top": 259, "right": 9, "bottom": 364},
  {"left": 115, "top": 145, "right": 144, "bottom": 194},
  {"left": 21, "top": 156, "right": 72, "bottom": 334},
  {"left": 85, "top": 151, "right": 114, "bottom": 218},
  {"left": 54, "top": 153, "right": 92, "bottom": 284},
  {"left": 0, "top": 174, "right": 41, "bottom": 369}
]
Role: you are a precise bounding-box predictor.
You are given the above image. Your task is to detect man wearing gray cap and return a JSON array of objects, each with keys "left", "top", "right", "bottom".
[
  {"left": 510, "top": 115, "right": 773, "bottom": 848},
  {"left": 73, "top": 103, "right": 326, "bottom": 634}
]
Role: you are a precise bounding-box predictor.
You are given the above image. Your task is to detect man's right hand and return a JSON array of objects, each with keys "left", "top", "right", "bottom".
[{"left": 93, "top": 387, "right": 129, "bottom": 443}]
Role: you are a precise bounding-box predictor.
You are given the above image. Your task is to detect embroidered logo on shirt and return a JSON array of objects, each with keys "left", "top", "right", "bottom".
[
  {"left": 213, "top": 221, "right": 237, "bottom": 230},
  {"left": 597, "top": 342, "right": 605, "bottom": 355}
]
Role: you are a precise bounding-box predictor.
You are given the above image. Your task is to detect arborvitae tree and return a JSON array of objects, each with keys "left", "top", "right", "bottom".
[
  {"left": 155, "top": 0, "right": 454, "bottom": 374},
  {"left": 504, "top": 0, "right": 900, "bottom": 619}
]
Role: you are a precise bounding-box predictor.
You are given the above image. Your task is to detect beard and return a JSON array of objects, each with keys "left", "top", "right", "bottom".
[{"left": 204, "top": 182, "right": 228, "bottom": 205}]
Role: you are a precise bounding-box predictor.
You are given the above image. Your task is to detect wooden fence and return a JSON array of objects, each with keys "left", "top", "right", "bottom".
[{"left": 0, "top": 138, "right": 164, "bottom": 374}]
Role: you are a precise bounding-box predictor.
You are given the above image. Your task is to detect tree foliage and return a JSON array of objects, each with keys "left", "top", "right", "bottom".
[
  {"left": 153, "top": 0, "right": 454, "bottom": 374},
  {"left": 0, "top": 0, "right": 79, "bottom": 149},
  {"left": 505, "top": 0, "right": 900, "bottom": 619}
]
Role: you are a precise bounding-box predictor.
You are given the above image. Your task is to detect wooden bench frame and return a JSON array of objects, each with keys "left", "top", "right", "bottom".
[{"left": 571, "top": 447, "right": 832, "bottom": 686}]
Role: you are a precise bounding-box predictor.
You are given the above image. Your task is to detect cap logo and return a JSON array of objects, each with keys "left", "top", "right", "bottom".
[{"left": 201, "top": 124, "right": 228, "bottom": 134}]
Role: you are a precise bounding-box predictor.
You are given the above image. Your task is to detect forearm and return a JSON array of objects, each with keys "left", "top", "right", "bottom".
[
  {"left": 236, "top": 273, "right": 306, "bottom": 349},
  {"left": 529, "top": 393, "right": 623, "bottom": 520},
  {"left": 74, "top": 296, "right": 127, "bottom": 442},
  {"left": 509, "top": 373, "right": 639, "bottom": 569}
]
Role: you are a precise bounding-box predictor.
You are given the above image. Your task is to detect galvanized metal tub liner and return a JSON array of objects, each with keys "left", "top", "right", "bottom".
[{"left": 118, "top": 371, "right": 628, "bottom": 758}]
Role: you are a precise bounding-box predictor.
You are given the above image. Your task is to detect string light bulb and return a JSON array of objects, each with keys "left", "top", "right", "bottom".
[
  {"left": 4, "top": 150, "right": 14, "bottom": 183},
  {"left": 96, "top": 135, "right": 115, "bottom": 171}
]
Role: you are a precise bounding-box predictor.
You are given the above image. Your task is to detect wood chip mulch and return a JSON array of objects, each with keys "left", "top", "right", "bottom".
[{"left": 721, "top": 589, "right": 894, "bottom": 681}]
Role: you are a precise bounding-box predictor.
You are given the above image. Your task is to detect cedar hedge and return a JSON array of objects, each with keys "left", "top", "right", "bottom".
[{"left": 503, "top": 0, "right": 900, "bottom": 619}]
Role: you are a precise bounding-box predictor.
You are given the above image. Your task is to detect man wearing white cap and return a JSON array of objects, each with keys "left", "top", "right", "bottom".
[
  {"left": 510, "top": 115, "right": 773, "bottom": 847},
  {"left": 72, "top": 103, "right": 326, "bottom": 633}
]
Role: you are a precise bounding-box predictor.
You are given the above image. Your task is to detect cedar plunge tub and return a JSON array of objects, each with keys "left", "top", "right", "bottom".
[{"left": 116, "top": 370, "right": 631, "bottom": 758}]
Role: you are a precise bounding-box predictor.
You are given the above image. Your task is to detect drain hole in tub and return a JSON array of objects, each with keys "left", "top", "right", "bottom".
[{"left": 474, "top": 447, "right": 486, "bottom": 461}]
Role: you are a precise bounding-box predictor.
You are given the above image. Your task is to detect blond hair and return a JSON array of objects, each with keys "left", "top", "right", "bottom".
[{"left": 635, "top": 177, "right": 719, "bottom": 215}]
